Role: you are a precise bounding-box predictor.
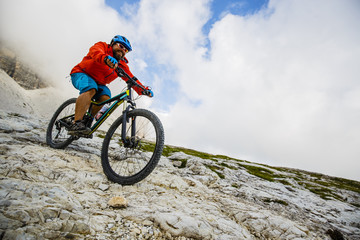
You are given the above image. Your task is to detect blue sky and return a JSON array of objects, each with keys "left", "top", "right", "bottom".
[
  {"left": 203, "top": 0, "right": 269, "bottom": 32},
  {"left": 1, "top": 0, "right": 359, "bottom": 181},
  {"left": 105, "top": 0, "right": 269, "bottom": 16},
  {"left": 105, "top": 0, "right": 269, "bottom": 34},
  {"left": 104, "top": 0, "right": 269, "bottom": 111}
]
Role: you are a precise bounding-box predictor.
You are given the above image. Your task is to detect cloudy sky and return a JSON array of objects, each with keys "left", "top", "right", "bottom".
[{"left": 1, "top": 0, "right": 359, "bottom": 181}]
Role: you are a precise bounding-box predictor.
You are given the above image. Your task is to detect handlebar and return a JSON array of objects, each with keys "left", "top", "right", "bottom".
[{"left": 116, "top": 67, "right": 151, "bottom": 96}]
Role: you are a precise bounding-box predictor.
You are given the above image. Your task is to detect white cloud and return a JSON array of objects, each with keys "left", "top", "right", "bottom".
[
  {"left": 0, "top": 0, "right": 124, "bottom": 92},
  {"left": 1, "top": 0, "right": 359, "bottom": 181},
  {"left": 154, "top": 0, "right": 360, "bottom": 180}
]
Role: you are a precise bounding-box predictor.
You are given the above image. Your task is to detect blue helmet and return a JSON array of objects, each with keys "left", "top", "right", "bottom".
[{"left": 111, "top": 35, "right": 132, "bottom": 52}]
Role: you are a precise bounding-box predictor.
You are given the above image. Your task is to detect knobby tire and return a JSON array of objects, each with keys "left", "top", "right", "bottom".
[
  {"left": 46, "top": 98, "right": 76, "bottom": 149},
  {"left": 101, "top": 108, "right": 164, "bottom": 185}
]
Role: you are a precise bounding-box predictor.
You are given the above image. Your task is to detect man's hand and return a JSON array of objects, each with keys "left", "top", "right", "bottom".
[
  {"left": 143, "top": 88, "right": 154, "bottom": 97},
  {"left": 147, "top": 89, "right": 154, "bottom": 97},
  {"left": 104, "top": 55, "right": 118, "bottom": 69}
]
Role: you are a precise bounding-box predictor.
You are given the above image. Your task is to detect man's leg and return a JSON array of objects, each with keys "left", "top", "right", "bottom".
[
  {"left": 91, "top": 94, "right": 110, "bottom": 116},
  {"left": 90, "top": 84, "right": 112, "bottom": 116},
  {"left": 74, "top": 89, "right": 96, "bottom": 122},
  {"left": 68, "top": 89, "right": 96, "bottom": 135}
]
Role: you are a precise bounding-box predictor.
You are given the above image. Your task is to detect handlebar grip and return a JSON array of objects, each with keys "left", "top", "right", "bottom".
[{"left": 142, "top": 89, "right": 153, "bottom": 97}]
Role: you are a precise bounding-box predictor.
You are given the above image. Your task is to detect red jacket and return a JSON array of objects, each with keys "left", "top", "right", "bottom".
[{"left": 71, "top": 41, "right": 145, "bottom": 95}]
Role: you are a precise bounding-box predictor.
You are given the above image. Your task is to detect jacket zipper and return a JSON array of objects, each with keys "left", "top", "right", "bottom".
[{"left": 104, "top": 70, "right": 115, "bottom": 79}]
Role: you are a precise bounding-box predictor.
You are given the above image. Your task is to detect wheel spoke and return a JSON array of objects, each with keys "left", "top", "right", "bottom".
[
  {"left": 101, "top": 109, "right": 164, "bottom": 185},
  {"left": 46, "top": 98, "right": 77, "bottom": 149}
]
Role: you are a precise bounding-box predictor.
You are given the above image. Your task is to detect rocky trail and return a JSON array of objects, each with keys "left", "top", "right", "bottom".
[
  {"left": 0, "top": 110, "right": 359, "bottom": 240},
  {"left": 0, "top": 59, "right": 359, "bottom": 239}
]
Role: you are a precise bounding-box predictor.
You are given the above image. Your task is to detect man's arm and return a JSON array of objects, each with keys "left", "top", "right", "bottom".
[{"left": 88, "top": 42, "right": 109, "bottom": 64}]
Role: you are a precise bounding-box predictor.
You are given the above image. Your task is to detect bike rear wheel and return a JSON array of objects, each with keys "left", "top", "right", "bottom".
[
  {"left": 46, "top": 98, "right": 76, "bottom": 149},
  {"left": 101, "top": 108, "right": 164, "bottom": 185}
]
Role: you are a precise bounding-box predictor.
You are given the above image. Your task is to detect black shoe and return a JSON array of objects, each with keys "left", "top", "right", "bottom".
[{"left": 68, "top": 121, "right": 91, "bottom": 135}]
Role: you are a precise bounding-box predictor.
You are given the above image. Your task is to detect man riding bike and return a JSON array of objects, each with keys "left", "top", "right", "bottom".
[{"left": 69, "top": 35, "right": 153, "bottom": 135}]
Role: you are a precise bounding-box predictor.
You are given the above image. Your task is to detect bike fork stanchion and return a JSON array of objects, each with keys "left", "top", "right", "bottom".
[
  {"left": 121, "top": 109, "right": 128, "bottom": 146},
  {"left": 121, "top": 106, "right": 137, "bottom": 148},
  {"left": 121, "top": 104, "right": 133, "bottom": 147},
  {"left": 130, "top": 116, "right": 137, "bottom": 147},
  {"left": 131, "top": 116, "right": 136, "bottom": 139}
]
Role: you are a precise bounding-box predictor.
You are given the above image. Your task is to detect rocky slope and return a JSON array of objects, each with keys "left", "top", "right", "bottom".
[
  {"left": 0, "top": 45, "right": 48, "bottom": 90},
  {"left": 0, "top": 69, "right": 359, "bottom": 239}
]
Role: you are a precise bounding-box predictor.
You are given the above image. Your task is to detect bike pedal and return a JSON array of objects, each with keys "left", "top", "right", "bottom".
[
  {"left": 68, "top": 131, "right": 92, "bottom": 138},
  {"left": 82, "top": 134, "right": 93, "bottom": 139}
]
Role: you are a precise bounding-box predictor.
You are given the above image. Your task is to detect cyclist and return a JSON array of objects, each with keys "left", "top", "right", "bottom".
[{"left": 69, "top": 35, "right": 153, "bottom": 135}]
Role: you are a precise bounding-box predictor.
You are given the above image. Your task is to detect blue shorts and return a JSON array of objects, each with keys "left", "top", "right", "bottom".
[{"left": 71, "top": 73, "right": 111, "bottom": 100}]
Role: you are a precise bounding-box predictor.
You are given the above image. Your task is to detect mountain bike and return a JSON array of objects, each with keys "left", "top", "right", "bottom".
[{"left": 46, "top": 67, "right": 165, "bottom": 185}]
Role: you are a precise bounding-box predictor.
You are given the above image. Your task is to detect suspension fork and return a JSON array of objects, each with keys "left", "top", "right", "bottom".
[{"left": 121, "top": 104, "right": 137, "bottom": 148}]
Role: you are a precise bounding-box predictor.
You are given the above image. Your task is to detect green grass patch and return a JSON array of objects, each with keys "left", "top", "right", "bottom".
[
  {"left": 178, "top": 148, "right": 217, "bottom": 160},
  {"left": 162, "top": 145, "right": 181, "bottom": 157},
  {"left": 219, "top": 162, "right": 238, "bottom": 170},
  {"left": 161, "top": 145, "right": 360, "bottom": 200},
  {"left": 96, "top": 130, "right": 107, "bottom": 139},
  {"left": 286, "top": 169, "right": 360, "bottom": 195},
  {"left": 300, "top": 182, "right": 344, "bottom": 201},
  {"left": 96, "top": 133, "right": 106, "bottom": 139},
  {"left": 268, "top": 167, "right": 360, "bottom": 196},
  {"left": 161, "top": 145, "right": 242, "bottom": 163},
  {"left": 171, "top": 158, "right": 188, "bottom": 168},
  {"left": 323, "top": 177, "right": 360, "bottom": 194},
  {"left": 178, "top": 159, "right": 188, "bottom": 168},
  {"left": 205, "top": 164, "right": 225, "bottom": 179},
  {"left": 140, "top": 140, "right": 156, "bottom": 153},
  {"left": 239, "top": 164, "right": 278, "bottom": 182},
  {"left": 278, "top": 179, "right": 292, "bottom": 186}
]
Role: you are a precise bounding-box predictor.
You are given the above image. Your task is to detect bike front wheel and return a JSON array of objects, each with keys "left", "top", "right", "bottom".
[
  {"left": 46, "top": 98, "right": 76, "bottom": 149},
  {"left": 101, "top": 108, "right": 164, "bottom": 185}
]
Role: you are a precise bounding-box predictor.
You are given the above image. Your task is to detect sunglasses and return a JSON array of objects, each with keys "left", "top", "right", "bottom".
[{"left": 115, "top": 42, "right": 129, "bottom": 53}]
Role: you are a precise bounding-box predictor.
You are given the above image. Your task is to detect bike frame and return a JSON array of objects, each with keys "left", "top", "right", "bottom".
[
  {"left": 88, "top": 89, "right": 133, "bottom": 134},
  {"left": 65, "top": 67, "right": 146, "bottom": 147}
]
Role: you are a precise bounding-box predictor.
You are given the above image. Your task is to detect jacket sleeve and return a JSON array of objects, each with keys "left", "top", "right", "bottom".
[
  {"left": 119, "top": 62, "right": 147, "bottom": 95},
  {"left": 132, "top": 78, "right": 147, "bottom": 95},
  {"left": 88, "top": 42, "right": 108, "bottom": 64}
]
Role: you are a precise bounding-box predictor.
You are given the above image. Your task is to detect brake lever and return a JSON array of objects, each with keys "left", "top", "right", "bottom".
[{"left": 116, "top": 67, "right": 126, "bottom": 78}]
